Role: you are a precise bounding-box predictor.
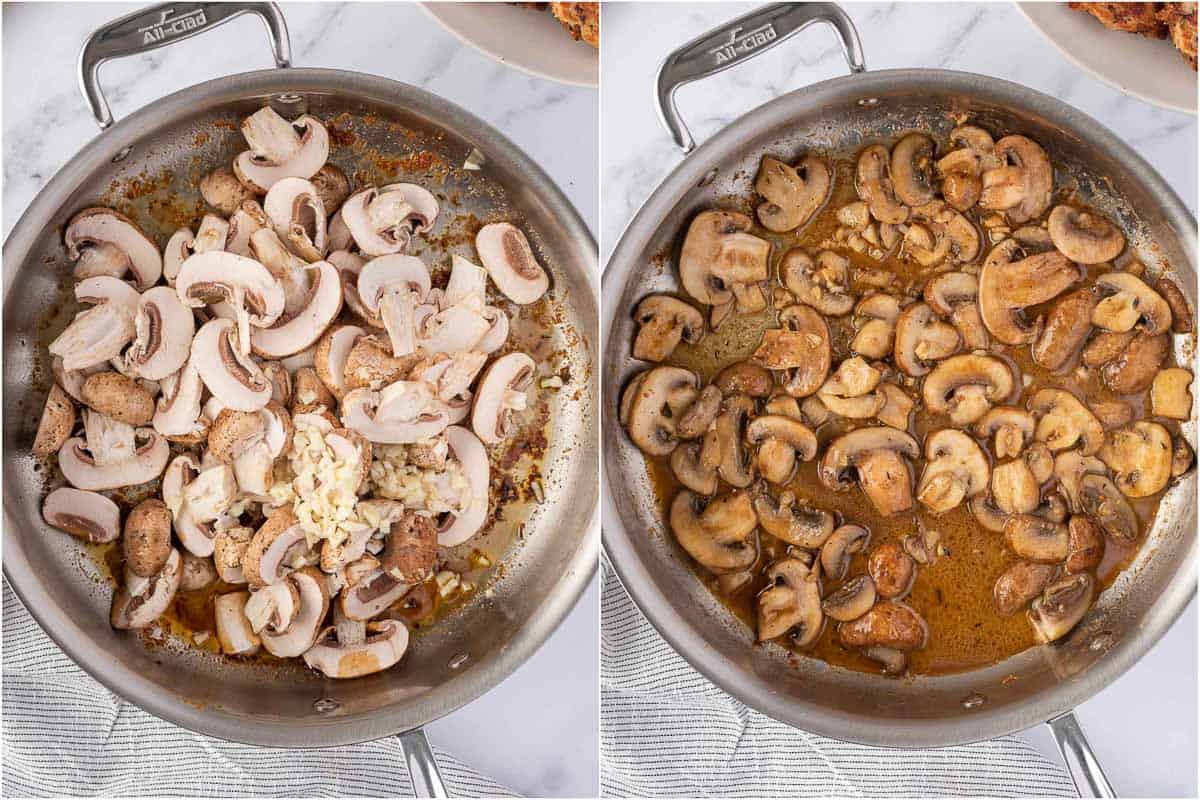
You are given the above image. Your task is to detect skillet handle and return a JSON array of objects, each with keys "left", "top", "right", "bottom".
[
  {"left": 398, "top": 728, "right": 449, "bottom": 798},
  {"left": 79, "top": 1, "right": 291, "bottom": 130},
  {"left": 1046, "top": 711, "right": 1117, "bottom": 798},
  {"left": 655, "top": 2, "right": 866, "bottom": 154}
]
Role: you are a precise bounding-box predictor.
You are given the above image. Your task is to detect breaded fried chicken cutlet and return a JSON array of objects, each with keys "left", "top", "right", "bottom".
[
  {"left": 1070, "top": 2, "right": 1198, "bottom": 69},
  {"left": 549, "top": 3, "right": 599, "bottom": 48},
  {"left": 1159, "top": 2, "right": 1198, "bottom": 67}
]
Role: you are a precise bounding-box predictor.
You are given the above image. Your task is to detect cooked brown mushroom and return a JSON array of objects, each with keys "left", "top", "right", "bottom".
[
  {"left": 746, "top": 415, "right": 817, "bottom": 484},
  {"left": 1033, "top": 286, "right": 1101, "bottom": 372},
  {"left": 670, "top": 490, "right": 758, "bottom": 573},
  {"left": 979, "top": 239, "right": 1082, "bottom": 345},
  {"left": 822, "top": 575, "right": 877, "bottom": 622},
  {"left": 1079, "top": 473, "right": 1139, "bottom": 543},
  {"left": 632, "top": 295, "right": 705, "bottom": 362},
  {"left": 1151, "top": 368, "right": 1194, "bottom": 420},
  {"left": 1092, "top": 273, "right": 1172, "bottom": 335},
  {"left": 855, "top": 144, "right": 909, "bottom": 224},
  {"left": 1155, "top": 278, "right": 1193, "bottom": 334},
  {"left": 975, "top": 406, "right": 1035, "bottom": 459},
  {"left": 754, "top": 155, "right": 831, "bottom": 233},
  {"left": 713, "top": 362, "right": 773, "bottom": 398},
  {"left": 893, "top": 303, "right": 959, "bottom": 377},
  {"left": 924, "top": 272, "right": 989, "bottom": 351},
  {"left": 1099, "top": 331, "right": 1170, "bottom": 395},
  {"left": 1171, "top": 435, "right": 1195, "bottom": 478},
  {"left": 756, "top": 558, "right": 823, "bottom": 645},
  {"left": 1065, "top": 515, "right": 1105, "bottom": 574},
  {"left": 852, "top": 293, "right": 902, "bottom": 359},
  {"left": 979, "top": 135, "right": 1053, "bottom": 224},
  {"left": 623, "top": 366, "right": 699, "bottom": 456},
  {"left": 922, "top": 354, "right": 1015, "bottom": 426},
  {"left": 875, "top": 383, "right": 914, "bottom": 430},
  {"left": 1004, "top": 515, "right": 1069, "bottom": 563},
  {"left": 993, "top": 560, "right": 1056, "bottom": 616},
  {"left": 868, "top": 541, "right": 915, "bottom": 599},
  {"left": 753, "top": 304, "right": 831, "bottom": 398},
  {"left": 1029, "top": 573, "right": 1094, "bottom": 643},
  {"left": 753, "top": 490, "right": 835, "bottom": 549},
  {"left": 917, "top": 429, "right": 990, "bottom": 513},
  {"left": 819, "top": 427, "right": 920, "bottom": 516},
  {"left": 890, "top": 133, "right": 937, "bottom": 208},
  {"left": 1028, "top": 389, "right": 1105, "bottom": 455},
  {"left": 838, "top": 601, "right": 928, "bottom": 651},
  {"left": 820, "top": 524, "right": 870, "bottom": 582},
  {"left": 781, "top": 249, "right": 855, "bottom": 317},
  {"left": 936, "top": 125, "right": 998, "bottom": 212},
  {"left": 714, "top": 394, "right": 755, "bottom": 488},
  {"left": 1098, "top": 421, "right": 1173, "bottom": 497},
  {"left": 817, "top": 357, "right": 885, "bottom": 419},
  {"left": 1047, "top": 206, "right": 1125, "bottom": 264},
  {"left": 679, "top": 210, "right": 770, "bottom": 308},
  {"left": 671, "top": 441, "right": 718, "bottom": 495}
]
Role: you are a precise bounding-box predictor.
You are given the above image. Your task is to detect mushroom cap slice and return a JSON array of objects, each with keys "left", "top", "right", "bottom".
[
  {"left": 124, "top": 498, "right": 173, "bottom": 577},
  {"left": 916, "top": 429, "right": 990, "bottom": 513},
  {"left": 922, "top": 354, "right": 1015, "bottom": 426},
  {"left": 890, "top": 133, "right": 936, "bottom": 208},
  {"left": 1092, "top": 272, "right": 1172, "bottom": 335},
  {"left": 670, "top": 490, "right": 758, "bottom": 574},
  {"left": 1079, "top": 473, "right": 1139, "bottom": 543},
  {"left": 339, "top": 563, "right": 411, "bottom": 620},
  {"left": 80, "top": 371, "right": 155, "bottom": 426},
  {"left": 838, "top": 601, "right": 928, "bottom": 651},
  {"left": 1151, "top": 368, "right": 1194, "bottom": 420},
  {"left": 125, "top": 286, "right": 194, "bottom": 380},
  {"left": 313, "top": 324, "right": 364, "bottom": 399},
  {"left": 65, "top": 207, "right": 163, "bottom": 289},
  {"left": 58, "top": 428, "right": 169, "bottom": 491},
  {"left": 754, "top": 305, "right": 831, "bottom": 400},
  {"left": 855, "top": 144, "right": 908, "bottom": 224},
  {"left": 753, "top": 490, "right": 835, "bottom": 549},
  {"left": 819, "top": 427, "right": 919, "bottom": 516},
  {"left": 1028, "top": 389, "right": 1104, "bottom": 455},
  {"left": 746, "top": 415, "right": 817, "bottom": 485},
  {"left": 33, "top": 383, "right": 76, "bottom": 457},
  {"left": 243, "top": 508, "right": 309, "bottom": 587},
  {"left": 49, "top": 281, "right": 139, "bottom": 371},
  {"left": 852, "top": 293, "right": 902, "bottom": 359},
  {"left": 260, "top": 567, "right": 331, "bottom": 658},
  {"left": 476, "top": 222, "right": 550, "bottom": 305},
  {"left": 176, "top": 250, "right": 286, "bottom": 354},
  {"left": 713, "top": 362, "right": 773, "bottom": 397},
  {"left": 975, "top": 405, "right": 1036, "bottom": 459},
  {"left": 670, "top": 441, "right": 718, "bottom": 495},
  {"left": 679, "top": 210, "right": 769, "bottom": 306},
  {"left": 341, "top": 383, "right": 451, "bottom": 444},
  {"left": 754, "top": 155, "right": 831, "bottom": 233},
  {"left": 781, "top": 249, "right": 854, "bottom": 317},
  {"left": 42, "top": 487, "right": 120, "bottom": 543},
  {"left": 251, "top": 261, "right": 344, "bottom": 358},
  {"left": 632, "top": 295, "right": 704, "bottom": 362},
  {"left": 979, "top": 135, "right": 1053, "bottom": 224},
  {"left": 200, "top": 167, "right": 255, "bottom": 217},
  {"left": 304, "top": 619, "right": 410, "bottom": 678},
  {"left": 756, "top": 558, "right": 823, "bottom": 645},
  {"left": 893, "top": 302, "right": 960, "bottom": 377},
  {"left": 234, "top": 114, "right": 329, "bottom": 192},
  {"left": 1033, "top": 286, "right": 1101, "bottom": 372},
  {"left": 822, "top": 575, "right": 877, "bottom": 623},
  {"left": 993, "top": 559, "right": 1056, "bottom": 617},
  {"left": 1100, "top": 331, "right": 1169, "bottom": 395},
  {"left": 623, "top": 366, "right": 698, "bottom": 456},
  {"left": 214, "top": 590, "right": 262, "bottom": 656},
  {"left": 1047, "top": 206, "right": 1125, "bottom": 264},
  {"left": 192, "top": 318, "right": 273, "bottom": 411},
  {"left": 432, "top": 426, "right": 490, "bottom": 547},
  {"left": 111, "top": 548, "right": 182, "bottom": 630},
  {"left": 820, "top": 524, "right": 870, "bottom": 582},
  {"left": 263, "top": 177, "right": 327, "bottom": 262},
  {"left": 471, "top": 352, "right": 535, "bottom": 445},
  {"left": 1066, "top": 516, "right": 1105, "bottom": 574},
  {"left": 153, "top": 360, "right": 206, "bottom": 439},
  {"left": 1029, "top": 573, "right": 1094, "bottom": 644},
  {"left": 1003, "top": 515, "right": 1069, "bottom": 563},
  {"left": 1099, "top": 421, "right": 1173, "bottom": 498},
  {"left": 980, "top": 241, "right": 1082, "bottom": 346}
]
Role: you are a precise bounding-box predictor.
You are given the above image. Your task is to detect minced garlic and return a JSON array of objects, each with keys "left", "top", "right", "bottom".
[{"left": 269, "top": 418, "right": 366, "bottom": 549}]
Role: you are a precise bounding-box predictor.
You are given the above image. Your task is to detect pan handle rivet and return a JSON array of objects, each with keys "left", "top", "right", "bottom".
[
  {"left": 313, "top": 697, "right": 340, "bottom": 713},
  {"left": 448, "top": 653, "right": 470, "bottom": 670},
  {"left": 961, "top": 692, "right": 986, "bottom": 710}
]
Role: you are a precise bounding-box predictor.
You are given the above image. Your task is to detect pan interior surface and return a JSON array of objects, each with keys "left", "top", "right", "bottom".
[
  {"left": 3, "top": 70, "right": 598, "bottom": 746},
  {"left": 602, "top": 70, "right": 1196, "bottom": 747}
]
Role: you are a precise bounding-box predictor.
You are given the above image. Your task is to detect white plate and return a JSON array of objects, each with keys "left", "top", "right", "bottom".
[
  {"left": 421, "top": 2, "right": 597, "bottom": 88},
  {"left": 1017, "top": 2, "right": 1196, "bottom": 114}
]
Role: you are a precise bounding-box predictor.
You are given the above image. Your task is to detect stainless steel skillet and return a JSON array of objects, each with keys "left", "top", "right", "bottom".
[
  {"left": 602, "top": 4, "right": 1196, "bottom": 797},
  {"left": 3, "top": 3, "right": 598, "bottom": 795}
]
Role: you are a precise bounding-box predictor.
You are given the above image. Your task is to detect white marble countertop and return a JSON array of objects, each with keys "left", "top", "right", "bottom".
[
  {"left": 2, "top": 3, "right": 598, "bottom": 797},
  {"left": 601, "top": 3, "right": 1196, "bottom": 798}
]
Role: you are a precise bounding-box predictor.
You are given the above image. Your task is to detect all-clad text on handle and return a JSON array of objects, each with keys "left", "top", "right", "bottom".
[
  {"left": 79, "top": 1, "right": 291, "bottom": 129},
  {"left": 655, "top": 2, "right": 866, "bottom": 154}
]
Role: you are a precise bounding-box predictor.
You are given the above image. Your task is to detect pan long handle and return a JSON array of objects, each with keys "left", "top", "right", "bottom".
[
  {"left": 78, "top": 1, "right": 291, "bottom": 129},
  {"left": 1046, "top": 711, "right": 1117, "bottom": 798},
  {"left": 398, "top": 728, "right": 449, "bottom": 798},
  {"left": 655, "top": 2, "right": 866, "bottom": 154}
]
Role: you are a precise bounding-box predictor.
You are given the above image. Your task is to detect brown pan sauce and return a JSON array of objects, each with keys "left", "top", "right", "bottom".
[{"left": 641, "top": 150, "right": 1186, "bottom": 677}]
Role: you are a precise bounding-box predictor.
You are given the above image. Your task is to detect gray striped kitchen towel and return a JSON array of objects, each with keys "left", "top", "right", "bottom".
[
  {"left": 600, "top": 561, "right": 1076, "bottom": 798},
  {"left": 2, "top": 579, "right": 515, "bottom": 798}
]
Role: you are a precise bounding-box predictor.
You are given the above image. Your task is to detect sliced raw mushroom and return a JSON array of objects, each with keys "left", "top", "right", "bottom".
[
  {"left": 1092, "top": 272, "right": 1172, "bottom": 335},
  {"left": 670, "top": 490, "right": 758, "bottom": 573},
  {"left": 855, "top": 144, "right": 908, "bottom": 224},
  {"left": 1028, "top": 389, "right": 1104, "bottom": 455},
  {"left": 438, "top": 426, "right": 491, "bottom": 546},
  {"left": 208, "top": 403, "right": 292, "bottom": 496},
  {"left": 753, "top": 490, "right": 835, "bottom": 548},
  {"left": 294, "top": 366, "right": 336, "bottom": 410},
  {"left": 234, "top": 111, "right": 330, "bottom": 191},
  {"left": 890, "top": 133, "right": 936, "bottom": 208},
  {"left": 355, "top": 255, "right": 431, "bottom": 357},
  {"left": 1032, "top": 286, "right": 1101, "bottom": 372},
  {"left": 313, "top": 324, "right": 364, "bottom": 399},
  {"left": 975, "top": 406, "right": 1035, "bottom": 459},
  {"left": 1047, "top": 206, "right": 1125, "bottom": 264},
  {"left": 80, "top": 371, "right": 155, "bottom": 425},
  {"left": 226, "top": 201, "right": 269, "bottom": 258},
  {"left": 249, "top": 227, "right": 312, "bottom": 316},
  {"left": 259, "top": 567, "right": 331, "bottom": 658},
  {"left": 263, "top": 177, "right": 327, "bottom": 262},
  {"left": 58, "top": 421, "right": 169, "bottom": 491},
  {"left": 214, "top": 591, "right": 262, "bottom": 656},
  {"left": 340, "top": 184, "right": 438, "bottom": 256},
  {"left": 868, "top": 541, "right": 916, "bottom": 599},
  {"left": 244, "top": 580, "right": 301, "bottom": 635},
  {"left": 745, "top": 415, "right": 817, "bottom": 484},
  {"left": 252, "top": 260, "right": 343, "bottom": 358},
  {"left": 41, "top": 487, "right": 120, "bottom": 543},
  {"left": 110, "top": 549, "right": 181, "bottom": 630},
  {"left": 312, "top": 164, "right": 351, "bottom": 214},
  {"left": 153, "top": 360, "right": 206, "bottom": 440},
  {"left": 852, "top": 293, "right": 901, "bottom": 359},
  {"left": 993, "top": 560, "right": 1056, "bottom": 616},
  {"left": 64, "top": 207, "right": 162, "bottom": 288},
  {"left": 753, "top": 304, "right": 831, "bottom": 398},
  {"left": 475, "top": 221, "right": 550, "bottom": 304},
  {"left": 175, "top": 251, "right": 286, "bottom": 353},
  {"left": 243, "top": 509, "right": 310, "bottom": 588},
  {"left": 916, "top": 429, "right": 990, "bottom": 513},
  {"left": 922, "top": 354, "right": 1015, "bottom": 426},
  {"left": 200, "top": 167, "right": 254, "bottom": 216},
  {"left": 49, "top": 277, "right": 140, "bottom": 371},
  {"left": 191, "top": 318, "right": 273, "bottom": 411},
  {"left": 632, "top": 295, "right": 704, "bottom": 361},
  {"left": 33, "top": 383, "right": 75, "bottom": 457},
  {"left": 781, "top": 249, "right": 854, "bottom": 317},
  {"left": 1003, "top": 515, "right": 1069, "bottom": 563},
  {"left": 303, "top": 619, "right": 410, "bottom": 679},
  {"left": 822, "top": 575, "right": 877, "bottom": 622},
  {"left": 818, "top": 427, "right": 920, "bottom": 516},
  {"left": 754, "top": 155, "right": 831, "bottom": 232},
  {"left": 1151, "top": 368, "right": 1194, "bottom": 420},
  {"left": 1029, "top": 573, "right": 1094, "bottom": 643},
  {"left": 893, "top": 302, "right": 959, "bottom": 377},
  {"left": 179, "top": 553, "right": 218, "bottom": 591},
  {"left": 924, "top": 272, "right": 988, "bottom": 351},
  {"left": 213, "top": 526, "right": 253, "bottom": 585},
  {"left": 979, "top": 135, "right": 1053, "bottom": 224},
  {"left": 121, "top": 286, "right": 194, "bottom": 382},
  {"left": 838, "top": 601, "right": 928, "bottom": 651},
  {"left": 123, "top": 498, "right": 173, "bottom": 577},
  {"left": 622, "top": 366, "right": 698, "bottom": 456},
  {"left": 756, "top": 558, "right": 823, "bottom": 646},
  {"left": 979, "top": 239, "right": 1082, "bottom": 345},
  {"left": 472, "top": 352, "right": 535, "bottom": 445},
  {"left": 1098, "top": 421, "right": 1173, "bottom": 497},
  {"left": 678, "top": 210, "right": 770, "bottom": 307},
  {"left": 175, "top": 463, "right": 237, "bottom": 557},
  {"left": 340, "top": 383, "right": 451, "bottom": 444}
]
